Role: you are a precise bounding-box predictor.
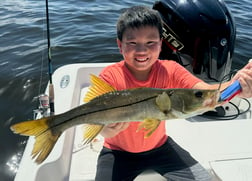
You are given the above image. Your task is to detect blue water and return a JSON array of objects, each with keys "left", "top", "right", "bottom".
[{"left": 0, "top": 0, "right": 251, "bottom": 180}]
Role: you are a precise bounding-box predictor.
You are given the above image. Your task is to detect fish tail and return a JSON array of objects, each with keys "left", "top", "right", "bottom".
[{"left": 10, "top": 117, "right": 61, "bottom": 164}]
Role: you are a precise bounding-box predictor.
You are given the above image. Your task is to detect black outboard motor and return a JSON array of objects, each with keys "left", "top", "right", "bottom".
[{"left": 153, "top": 0, "right": 236, "bottom": 82}]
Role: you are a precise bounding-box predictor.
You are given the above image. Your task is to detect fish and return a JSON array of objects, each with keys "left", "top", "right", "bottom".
[{"left": 10, "top": 74, "right": 220, "bottom": 164}]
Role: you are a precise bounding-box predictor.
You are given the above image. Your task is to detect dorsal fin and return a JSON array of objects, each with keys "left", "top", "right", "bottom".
[{"left": 83, "top": 74, "right": 116, "bottom": 102}]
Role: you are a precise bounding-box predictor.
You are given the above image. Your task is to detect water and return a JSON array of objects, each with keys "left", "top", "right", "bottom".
[{"left": 0, "top": 0, "right": 251, "bottom": 180}]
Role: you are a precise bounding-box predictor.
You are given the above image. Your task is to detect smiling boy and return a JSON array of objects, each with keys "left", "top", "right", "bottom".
[{"left": 95, "top": 6, "right": 252, "bottom": 181}]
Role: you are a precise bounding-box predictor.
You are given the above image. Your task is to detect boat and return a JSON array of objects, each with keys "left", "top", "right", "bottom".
[{"left": 13, "top": 62, "right": 252, "bottom": 181}]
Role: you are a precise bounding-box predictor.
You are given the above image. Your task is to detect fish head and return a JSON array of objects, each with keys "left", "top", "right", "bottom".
[{"left": 168, "top": 89, "right": 220, "bottom": 117}]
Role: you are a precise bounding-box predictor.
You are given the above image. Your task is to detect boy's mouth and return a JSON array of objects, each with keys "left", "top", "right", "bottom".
[{"left": 135, "top": 58, "right": 149, "bottom": 62}]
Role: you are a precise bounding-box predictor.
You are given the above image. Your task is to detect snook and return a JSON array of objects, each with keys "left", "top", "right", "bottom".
[{"left": 10, "top": 75, "right": 220, "bottom": 163}]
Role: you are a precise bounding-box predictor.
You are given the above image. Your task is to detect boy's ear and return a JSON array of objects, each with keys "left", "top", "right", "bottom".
[{"left": 117, "top": 39, "right": 123, "bottom": 53}]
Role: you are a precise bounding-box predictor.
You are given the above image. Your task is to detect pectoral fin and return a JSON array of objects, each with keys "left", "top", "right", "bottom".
[
  {"left": 83, "top": 124, "right": 104, "bottom": 144},
  {"left": 137, "top": 119, "right": 161, "bottom": 138},
  {"left": 156, "top": 92, "right": 171, "bottom": 113}
]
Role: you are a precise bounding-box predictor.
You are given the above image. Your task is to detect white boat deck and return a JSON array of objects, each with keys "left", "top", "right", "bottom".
[
  {"left": 69, "top": 119, "right": 252, "bottom": 181},
  {"left": 14, "top": 63, "right": 252, "bottom": 181}
]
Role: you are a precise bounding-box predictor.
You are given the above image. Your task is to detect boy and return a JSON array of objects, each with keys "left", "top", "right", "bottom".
[{"left": 95, "top": 6, "right": 252, "bottom": 181}]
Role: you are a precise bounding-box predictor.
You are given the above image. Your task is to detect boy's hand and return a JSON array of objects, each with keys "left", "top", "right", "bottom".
[
  {"left": 100, "top": 122, "right": 130, "bottom": 138},
  {"left": 232, "top": 60, "right": 252, "bottom": 98}
]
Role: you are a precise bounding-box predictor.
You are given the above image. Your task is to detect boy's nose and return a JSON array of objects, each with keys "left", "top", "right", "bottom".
[{"left": 136, "top": 44, "right": 147, "bottom": 52}]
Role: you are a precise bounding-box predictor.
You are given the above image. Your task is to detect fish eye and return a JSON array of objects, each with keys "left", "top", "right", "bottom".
[{"left": 194, "top": 91, "right": 203, "bottom": 98}]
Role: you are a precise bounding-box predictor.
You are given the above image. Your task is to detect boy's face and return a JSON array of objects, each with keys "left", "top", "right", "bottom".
[{"left": 117, "top": 26, "right": 162, "bottom": 78}]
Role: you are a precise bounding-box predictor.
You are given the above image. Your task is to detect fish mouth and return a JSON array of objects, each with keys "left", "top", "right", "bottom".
[
  {"left": 203, "top": 98, "right": 216, "bottom": 108},
  {"left": 203, "top": 91, "right": 220, "bottom": 108}
]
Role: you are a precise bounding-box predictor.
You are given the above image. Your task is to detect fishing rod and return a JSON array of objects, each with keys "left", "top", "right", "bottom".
[
  {"left": 33, "top": 0, "right": 55, "bottom": 118},
  {"left": 45, "top": 0, "right": 55, "bottom": 115}
]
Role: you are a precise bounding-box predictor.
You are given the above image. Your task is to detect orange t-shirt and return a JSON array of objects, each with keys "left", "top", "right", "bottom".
[{"left": 100, "top": 60, "right": 202, "bottom": 153}]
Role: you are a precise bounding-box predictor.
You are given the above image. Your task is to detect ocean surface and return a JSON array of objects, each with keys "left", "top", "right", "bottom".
[{"left": 0, "top": 0, "right": 251, "bottom": 180}]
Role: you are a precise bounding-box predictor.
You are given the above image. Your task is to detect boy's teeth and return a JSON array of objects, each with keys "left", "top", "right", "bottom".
[{"left": 136, "top": 58, "right": 147, "bottom": 62}]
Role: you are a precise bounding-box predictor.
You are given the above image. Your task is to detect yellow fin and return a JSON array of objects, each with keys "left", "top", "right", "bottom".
[
  {"left": 83, "top": 124, "right": 104, "bottom": 144},
  {"left": 31, "top": 129, "right": 60, "bottom": 164},
  {"left": 83, "top": 74, "right": 116, "bottom": 102},
  {"left": 156, "top": 92, "right": 171, "bottom": 113},
  {"left": 137, "top": 119, "right": 161, "bottom": 138},
  {"left": 10, "top": 117, "right": 61, "bottom": 164},
  {"left": 10, "top": 118, "right": 50, "bottom": 136}
]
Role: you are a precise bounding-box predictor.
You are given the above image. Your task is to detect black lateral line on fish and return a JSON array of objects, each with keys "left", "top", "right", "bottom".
[{"left": 39, "top": 93, "right": 162, "bottom": 137}]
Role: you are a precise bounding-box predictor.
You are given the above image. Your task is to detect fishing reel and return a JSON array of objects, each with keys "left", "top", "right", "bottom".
[{"left": 33, "top": 94, "right": 50, "bottom": 119}]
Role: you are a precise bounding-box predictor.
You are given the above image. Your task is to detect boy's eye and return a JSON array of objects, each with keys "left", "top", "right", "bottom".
[
  {"left": 125, "top": 41, "right": 159, "bottom": 47},
  {"left": 126, "top": 42, "right": 136, "bottom": 46},
  {"left": 147, "top": 41, "right": 155, "bottom": 45}
]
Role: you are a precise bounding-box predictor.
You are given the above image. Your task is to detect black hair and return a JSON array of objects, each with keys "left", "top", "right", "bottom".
[{"left": 117, "top": 6, "right": 163, "bottom": 41}]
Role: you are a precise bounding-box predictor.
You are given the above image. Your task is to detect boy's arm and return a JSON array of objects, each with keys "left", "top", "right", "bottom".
[
  {"left": 192, "top": 81, "right": 231, "bottom": 91},
  {"left": 192, "top": 61, "right": 252, "bottom": 98}
]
